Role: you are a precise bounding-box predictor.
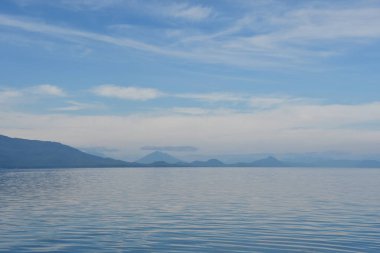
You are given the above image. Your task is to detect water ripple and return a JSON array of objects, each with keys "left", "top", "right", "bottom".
[{"left": 1, "top": 167, "right": 380, "bottom": 252}]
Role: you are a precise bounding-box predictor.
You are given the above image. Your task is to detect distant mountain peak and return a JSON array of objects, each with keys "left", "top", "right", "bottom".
[
  {"left": 250, "top": 156, "right": 287, "bottom": 167},
  {"left": 137, "top": 151, "right": 182, "bottom": 164},
  {"left": 264, "top": 156, "right": 278, "bottom": 161}
]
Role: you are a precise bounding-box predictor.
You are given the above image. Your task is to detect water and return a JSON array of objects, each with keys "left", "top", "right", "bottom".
[{"left": 0, "top": 167, "right": 379, "bottom": 252}]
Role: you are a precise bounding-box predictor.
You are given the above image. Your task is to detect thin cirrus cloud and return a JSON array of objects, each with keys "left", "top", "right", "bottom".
[
  {"left": 12, "top": 0, "right": 124, "bottom": 10},
  {"left": 241, "top": 8, "right": 380, "bottom": 56},
  {"left": 13, "top": 0, "right": 212, "bottom": 19},
  {"left": 165, "top": 3, "right": 213, "bottom": 21},
  {"left": 55, "top": 0, "right": 124, "bottom": 11},
  {"left": 2, "top": 3, "right": 380, "bottom": 69},
  {"left": 52, "top": 101, "right": 105, "bottom": 112},
  {"left": 92, "top": 84, "right": 164, "bottom": 101},
  {"left": 0, "top": 14, "right": 186, "bottom": 58}
]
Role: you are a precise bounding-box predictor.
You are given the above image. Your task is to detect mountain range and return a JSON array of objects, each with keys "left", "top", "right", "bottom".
[{"left": 1, "top": 135, "right": 379, "bottom": 169}]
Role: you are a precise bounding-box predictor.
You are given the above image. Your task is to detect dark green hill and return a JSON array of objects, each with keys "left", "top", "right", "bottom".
[{"left": 0, "top": 135, "right": 128, "bottom": 168}]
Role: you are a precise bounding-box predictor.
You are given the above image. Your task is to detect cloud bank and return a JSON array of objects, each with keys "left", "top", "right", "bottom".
[
  {"left": 1, "top": 100, "right": 380, "bottom": 160},
  {"left": 141, "top": 146, "right": 198, "bottom": 152}
]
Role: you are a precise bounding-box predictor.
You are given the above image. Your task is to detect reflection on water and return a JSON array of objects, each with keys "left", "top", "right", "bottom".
[{"left": 1, "top": 167, "right": 380, "bottom": 252}]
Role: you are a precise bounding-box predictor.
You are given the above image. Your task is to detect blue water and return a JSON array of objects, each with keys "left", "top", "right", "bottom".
[{"left": 0, "top": 167, "right": 379, "bottom": 252}]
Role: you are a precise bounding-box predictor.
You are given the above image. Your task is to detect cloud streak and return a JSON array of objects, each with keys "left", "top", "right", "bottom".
[
  {"left": 0, "top": 84, "right": 66, "bottom": 107},
  {"left": 52, "top": 101, "right": 105, "bottom": 111},
  {"left": 176, "top": 92, "right": 246, "bottom": 103},
  {"left": 90, "top": 85, "right": 306, "bottom": 109},
  {"left": 2, "top": 2, "right": 380, "bottom": 69},
  {"left": 92, "top": 85, "right": 250, "bottom": 103},
  {"left": 92, "top": 85, "right": 163, "bottom": 101},
  {"left": 0, "top": 14, "right": 189, "bottom": 58},
  {"left": 33, "top": 84, "right": 66, "bottom": 96},
  {"left": 165, "top": 3, "right": 213, "bottom": 21},
  {"left": 141, "top": 145, "right": 198, "bottom": 152}
]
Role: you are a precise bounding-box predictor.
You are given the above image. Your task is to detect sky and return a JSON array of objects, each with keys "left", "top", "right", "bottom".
[{"left": 1, "top": 0, "right": 380, "bottom": 161}]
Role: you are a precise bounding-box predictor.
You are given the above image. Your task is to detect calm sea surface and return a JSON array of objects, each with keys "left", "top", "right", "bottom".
[{"left": 0, "top": 167, "right": 379, "bottom": 252}]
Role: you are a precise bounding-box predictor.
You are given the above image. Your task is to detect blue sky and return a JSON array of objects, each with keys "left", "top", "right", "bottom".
[{"left": 1, "top": 0, "right": 380, "bottom": 161}]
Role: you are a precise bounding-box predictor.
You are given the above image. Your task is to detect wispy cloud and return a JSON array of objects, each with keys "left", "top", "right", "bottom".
[
  {"left": 243, "top": 7, "right": 380, "bottom": 53},
  {"left": 282, "top": 8, "right": 380, "bottom": 40},
  {"left": 171, "top": 107, "right": 210, "bottom": 115},
  {"left": 165, "top": 3, "right": 213, "bottom": 21},
  {"left": 33, "top": 84, "right": 66, "bottom": 96},
  {"left": 52, "top": 101, "right": 105, "bottom": 111},
  {"left": 174, "top": 92, "right": 309, "bottom": 109},
  {"left": 90, "top": 85, "right": 310, "bottom": 109},
  {"left": 0, "top": 14, "right": 188, "bottom": 58},
  {"left": 248, "top": 97, "right": 312, "bottom": 109},
  {"left": 60, "top": 0, "right": 123, "bottom": 10},
  {"left": 249, "top": 97, "right": 287, "bottom": 109},
  {"left": 92, "top": 84, "right": 164, "bottom": 101},
  {"left": 141, "top": 145, "right": 198, "bottom": 152},
  {"left": 12, "top": 0, "right": 124, "bottom": 10},
  {"left": 176, "top": 92, "right": 246, "bottom": 102},
  {"left": 170, "top": 107, "right": 236, "bottom": 115},
  {"left": 0, "top": 84, "right": 66, "bottom": 106},
  {"left": 2, "top": 2, "right": 380, "bottom": 69}
]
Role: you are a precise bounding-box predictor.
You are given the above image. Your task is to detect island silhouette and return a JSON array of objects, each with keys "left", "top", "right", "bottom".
[{"left": 1, "top": 134, "right": 379, "bottom": 169}]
